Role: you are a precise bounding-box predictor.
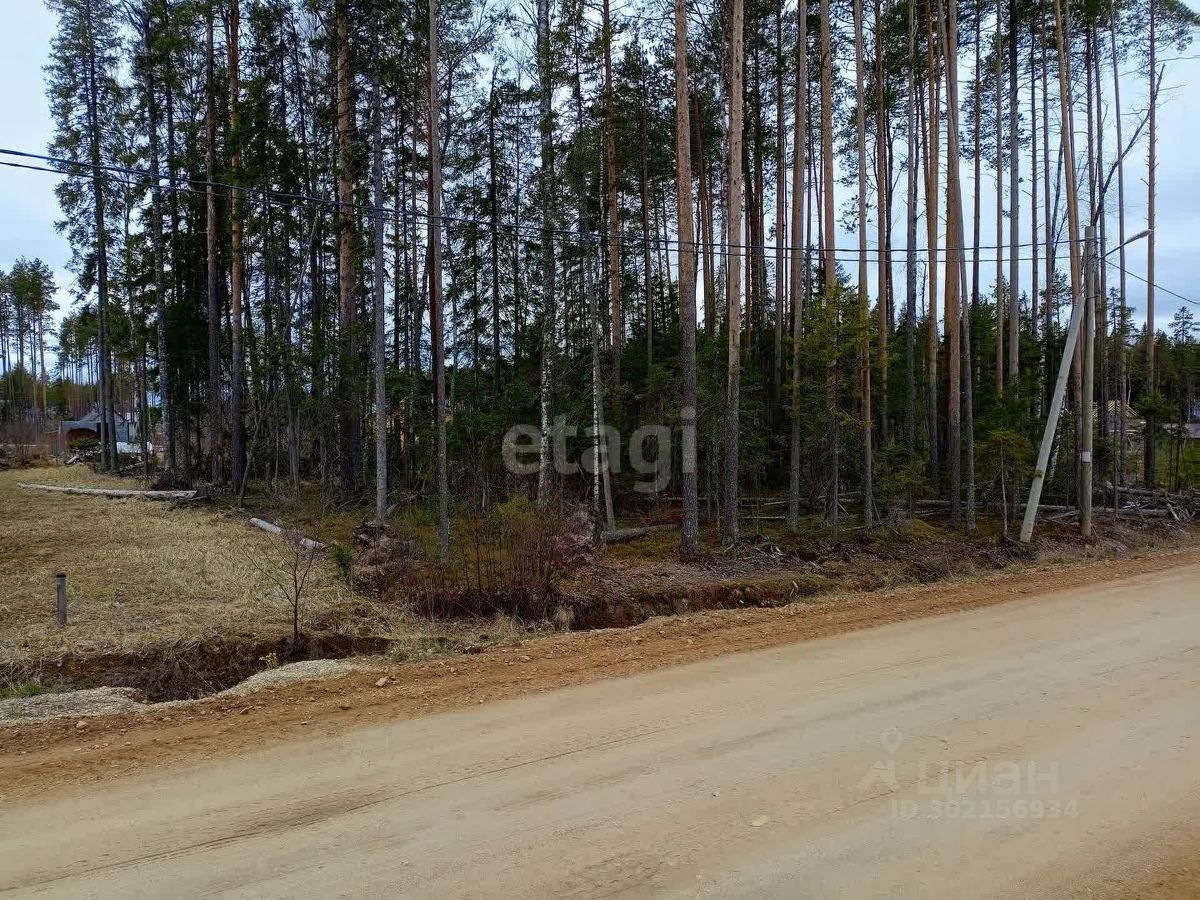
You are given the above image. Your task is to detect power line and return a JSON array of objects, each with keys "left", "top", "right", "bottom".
[
  {"left": 1105, "top": 258, "right": 1198, "bottom": 307},
  {"left": 0, "top": 145, "right": 1136, "bottom": 266}
]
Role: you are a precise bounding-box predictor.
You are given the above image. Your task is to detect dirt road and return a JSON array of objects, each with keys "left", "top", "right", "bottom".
[{"left": 2, "top": 562, "right": 1198, "bottom": 898}]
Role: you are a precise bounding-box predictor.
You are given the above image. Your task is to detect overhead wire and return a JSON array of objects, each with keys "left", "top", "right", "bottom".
[{"left": 2, "top": 145, "right": 1193, "bottom": 292}]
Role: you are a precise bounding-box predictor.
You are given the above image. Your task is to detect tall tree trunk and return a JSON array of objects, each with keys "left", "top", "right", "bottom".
[
  {"left": 994, "top": 0, "right": 1004, "bottom": 398},
  {"left": 904, "top": 0, "right": 917, "bottom": 457},
  {"left": 1030, "top": 22, "right": 1040, "bottom": 398},
  {"left": 428, "top": 0, "right": 450, "bottom": 560},
  {"left": 694, "top": 95, "right": 717, "bottom": 333},
  {"left": 774, "top": 7, "right": 786, "bottom": 394},
  {"left": 488, "top": 71, "right": 502, "bottom": 394},
  {"left": 854, "top": 0, "right": 875, "bottom": 526},
  {"left": 1007, "top": 0, "right": 1019, "bottom": 386},
  {"left": 1110, "top": 21, "right": 1128, "bottom": 496},
  {"left": 939, "top": 0, "right": 964, "bottom": 525},
  {"left": 602, "top": 0, "right": 621, "bottom": 378},
  {"left": 638, "top": 87, "right": 654, "bottom": 371},
  {"left": 536, "top": 0, "right": 557, "bottom": 506},
  {"left": 1091, "top": 29, "right": 1109, "bottom": 478},
  {"left": 1144, "top": 0, "right": 1157, "bottom": 485},
  {"left": 721, "top": 0, "right": 745, "bottom": 545},
  {"left": 205, "top": 6, "right": 220, "bottom": 484},
  {"left": 972, "top": 14, "right": 982, "bottom": 389},
  {"left": 925, "top": 6, "right": 941, "bottom": 472},
  {"left": 143, "top": 2, "right": 173, "bottom": 479},
  {"left": 821, "top": 0, "right": 840, "bottom": 526},
  {"left": 875, "top": 0, "right": 889, "bottom": 446},
  {"left": 371, "top": 71, "right": 387, "bottom": 523},
  {"left": 1052, "top": 0, "right": 1084, "bottom": 455},
  {"left": 674, "top": 0, "right": 699, "bottom": 557},
  {"left": 335, "top": 0, "right": 359, "bottom": 497},
  {"left": 1040, "top": 0, "right": 1053, "bottom": 369},
  {"left": 228, "top": 0, "right": 246, "bottom": 494},
  {"left": 788, "top": 0, "right": 809, "bottom": 528},
  {"left": 83, "top": 3, "right": 117, "bottom": 472}
]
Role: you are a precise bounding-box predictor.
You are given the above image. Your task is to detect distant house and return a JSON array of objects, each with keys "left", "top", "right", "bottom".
[
  {"left": 60, "top": 408, "right": 131, "bottom": 447},
  {"left": 1105, "top": 399, "right": 1144, "bottom": 449}
]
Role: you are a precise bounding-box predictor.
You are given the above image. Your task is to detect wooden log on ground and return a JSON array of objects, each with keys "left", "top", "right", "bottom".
[
  {"left": 249, "top": 517, "right": 325, "bottom": 551},
  {"left": 1104, "top": 481, "right": 1197, "bottom": 503},
  {"left": 601, "top": 523, "right": 678, "bottom": 543},
  {"left": 18, "top": 483, "right": 197, "bottom": 501}
]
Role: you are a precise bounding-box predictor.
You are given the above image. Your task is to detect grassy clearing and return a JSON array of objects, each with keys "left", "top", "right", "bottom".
[
  {"left": 0, "top": 678, "right": 65, "bottom": 700},
  {"left": 0, "top": 466, "right": 399, "bottom": 672}
]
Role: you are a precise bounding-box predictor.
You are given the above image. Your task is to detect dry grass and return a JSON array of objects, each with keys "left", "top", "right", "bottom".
[{"left": 0, "top": 466, "right": 401, "bottom": 669}]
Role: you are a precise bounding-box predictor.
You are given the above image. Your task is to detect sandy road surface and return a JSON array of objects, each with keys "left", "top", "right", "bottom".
[{"left": 1, "top": 563, "right": 1198, "bottom": 898}]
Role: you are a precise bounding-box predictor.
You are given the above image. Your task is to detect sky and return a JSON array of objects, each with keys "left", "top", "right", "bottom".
[{"left": 0, "top": 1, "right": 1196, "bottom": 360}]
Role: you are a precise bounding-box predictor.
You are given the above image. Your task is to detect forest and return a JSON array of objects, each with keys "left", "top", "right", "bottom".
[{"left": 2, "top": 0, "right": 1199, "bottom": 559}]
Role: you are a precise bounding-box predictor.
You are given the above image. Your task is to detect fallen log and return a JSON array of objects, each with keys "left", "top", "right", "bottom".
[
  {"left": 249, "top": 517, "right": 325, "bottom": 552},
  {"left": 18, "top": 483, "right": 197, "bottom": 501},
  {"left": 1116, "top": 507, "right": 1184, "bottom": 520},
  {"left": 1103, "top": 481, "right": 1197, "bottom": 503},
  {"left": 601, "top": 523, "right": 677, "bottom": 544}
]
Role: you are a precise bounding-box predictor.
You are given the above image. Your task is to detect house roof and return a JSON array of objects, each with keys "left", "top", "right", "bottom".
[{"left": 67, "top": 407, "right": 128, "bottom": 427}]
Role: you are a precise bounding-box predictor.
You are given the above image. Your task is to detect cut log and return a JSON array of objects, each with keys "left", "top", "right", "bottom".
[
  {"left": 249, "top": 517, "right": 325, "bottom": 551},
  {"left": 601, "top": 524, "right": 677, "bottom": 543},
  {"left": 18, "top": 483, "right": 197, "bottom": 501}
]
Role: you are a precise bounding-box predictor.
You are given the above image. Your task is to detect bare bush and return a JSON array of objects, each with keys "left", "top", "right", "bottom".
[{"left": 373, "top": 498, "right": 587, "bottom": 622}]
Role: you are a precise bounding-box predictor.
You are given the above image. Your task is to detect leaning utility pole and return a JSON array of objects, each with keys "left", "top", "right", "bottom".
[{"left": 1020, "top": 259, "right": 1088, "bottom": 543}]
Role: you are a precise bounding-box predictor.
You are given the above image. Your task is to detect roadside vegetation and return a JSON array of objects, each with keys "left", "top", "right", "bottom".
[{"left": 4, "top": 460, "right": 1196, "bottom": 704}]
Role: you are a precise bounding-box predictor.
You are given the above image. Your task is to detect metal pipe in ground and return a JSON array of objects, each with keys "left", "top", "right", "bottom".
[{"left": 55, "top": 572, "right": 67, "bottom": 628}]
